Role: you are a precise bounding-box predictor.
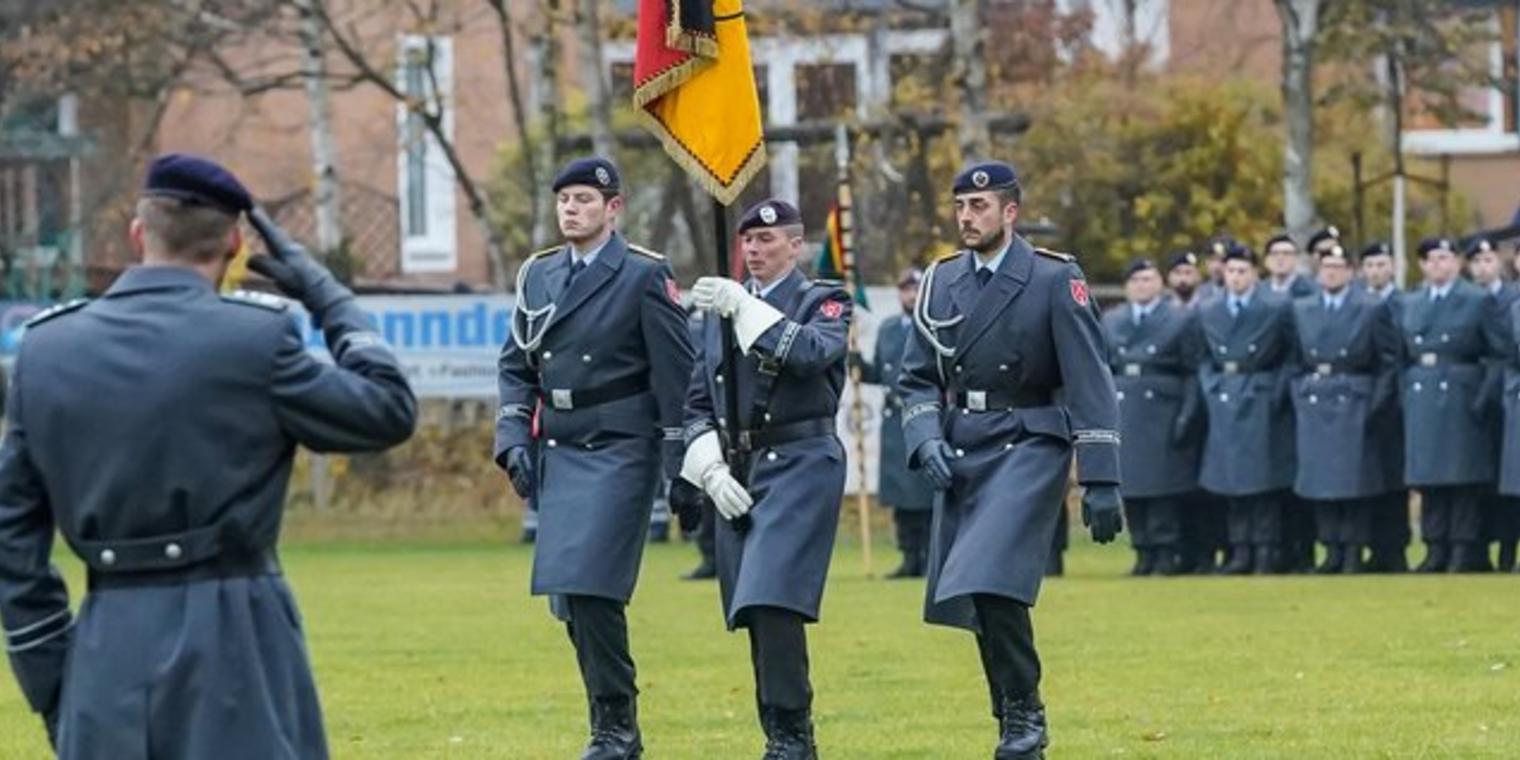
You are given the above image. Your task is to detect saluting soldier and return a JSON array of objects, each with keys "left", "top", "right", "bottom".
[
  {"left": 1102, "top": 258, "right": 1204, "bottom": 576},
  {"left": 1288, "top": 244, "right": 1402, "bottom": 573},
  {"left": 678, "top": 199, "right": 851, "bottom": 758},
  {"left": 898, "top": 161, "right": 1122, "bottom": 759},
  {"left": 495, "top": 157, "right": 695, "bottom": 758},
  {"left": 1196, "top": 243, "right": 1299, "bottom": 574},
  {"left": 1357, "top": 241, "right": 1411, "bottom": 571},
  {"left": 1398, "top": 237, "right": 1505, "bottom": 573},
  {"left": 1467, "top": 238, "right": 1518, "bottom": 571},
  {"left": 855, "top": 267, "right": 936, "bottom": 578},
  {"left": 0, "top": 154, "right": 417, "bottom": 756}
]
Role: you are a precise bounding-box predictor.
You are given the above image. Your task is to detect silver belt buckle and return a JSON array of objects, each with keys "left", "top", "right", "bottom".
[
  {"left": 1223, "top": 361, "right": 1240, "bottom": 374},
  {"left": 966, "top": 390, "right": 988, "bottom": 411},
  {"left": 1316, "top": 363, "right": 1333, "bottom": 376},
  {"left": 1124, "top": 364, "right": 1142, "bottom": 377},
  {"left": 1420, "top": 353, "right": 1437, "bottom": 367},
  {"left": 551, "top": 388, "right": 575, "bottom": 410}
]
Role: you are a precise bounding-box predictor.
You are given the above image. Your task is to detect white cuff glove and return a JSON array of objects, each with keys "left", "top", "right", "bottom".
[
  {"left": 691, "top": 276, "right": 785, "bottom": 354},
  {"left": 679, "top": 430, "right": 753, "bottom": 520}
]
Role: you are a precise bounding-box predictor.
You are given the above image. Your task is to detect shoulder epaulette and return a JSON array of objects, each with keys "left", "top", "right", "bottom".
[
  {"left": 525, "top": 245, "right": 560, "bottom": 261},
  {"left": 1034, "top": 247, "right": 1076, "bottom": 263},
  {"left": 933, "top": 250, "right": 966, "bottom": 263},
  {"left": 811, "top": 278, "right": 844, "bottom": 288},
  {"left": 24, "top": 298, "right": 89, "bottom": 328},
  {"left": 221, "top": 290, "right": 289, "bottom": 313},
  {"left": 627, "top": 244, "right": 666, "bottom": 261}
]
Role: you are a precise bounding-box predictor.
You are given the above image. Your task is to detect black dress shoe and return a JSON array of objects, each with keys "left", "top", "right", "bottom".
[
  {"left": 682, "top": 558, "right": 717, "bottom": 581},
  {"left": 582, "top": 697, "right": 642, "bottom": 760},
  {"left": 1152, "top": 549, "right": 1184, "bottom": 576},
  {"left": 760, "top": 706, "right": 817, "bottom": 760},
  {"left": 995, "top": 694, "right": 1049, "bottom": 759},
  {"left": 1339, "top": 544, "right": 1366, "bottom": 574},
  {"left": 1217, "top": 545, "right": 1252, "bottom": 575},
  {"left": 1044, "top": 551, "right": 1064, "bottom": 577},
  {"left": 1496, "top": 542, "right": 1517, "bottom": 573},
  {"left": 1414, "top": 544, "right": 1449, "bottom": 573},
  {"left": 1447, "top": 543, "right": 1493, "bottom": 574},
  {"left": 1252, "top": 546, "right": 1283, "bottom": 575},
  {"left": 1314, "top": 545, "right": 1344, "bottom": 575},
  {"left": 1366, "top": 545, "right": 1407, "bottom": 573},
  {"left": 1129, "top": 548, "right": 1155, "bottom": 577}
]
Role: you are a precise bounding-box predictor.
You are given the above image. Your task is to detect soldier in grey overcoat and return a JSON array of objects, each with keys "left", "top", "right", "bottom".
[
  {"left": 898, "top": 162, "right": 1122, "bottom": 759},
  {"left": 1102, "top": 258, "right": 1203, "bottom": 576},
  {"left": 1288, "top": 244, "right": 1402, "bottom": 574},
  {"left": 494, "top": 158, "right": 695, "bottom": 758},
  {"left": 1357, "top": 242, "right": 1412, "bottom": 571},
  {"left": 679, "top": 199, "right": 850, "bottom": 758},
  {"left": 1196, "top": 243, "right": 1298, "bottom": 575},
  {"left": 1467, "top": 237, "right": 1519, "bottom": 571},
  {"left": 0, "top": 155, "right": 416, "bottom": 758}
]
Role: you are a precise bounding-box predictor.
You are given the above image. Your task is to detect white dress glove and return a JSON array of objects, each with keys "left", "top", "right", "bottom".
[
  {"left": 679, "top": 430, "right": 754, "bottom": 521},
  {"left": 691, "top": 276, "right": 785, "bottom": 354}
]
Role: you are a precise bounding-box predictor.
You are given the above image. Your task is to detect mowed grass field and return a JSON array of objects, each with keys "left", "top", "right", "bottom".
[{"left": 2, "top": 531, "right": 1517, "bottom": 759}]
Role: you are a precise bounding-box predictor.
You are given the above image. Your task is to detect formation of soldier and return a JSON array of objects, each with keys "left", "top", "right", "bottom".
[{"left": 1104, "top": 229, "right": 1520, "bottom": 577}]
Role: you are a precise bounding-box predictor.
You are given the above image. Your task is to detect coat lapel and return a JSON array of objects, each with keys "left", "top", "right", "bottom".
[
  {"left": 547, "top": 234, "right": 626, "bottom": 332},
  {"left": 958, "top": 236, "right": 1033, "bottom": 355}
]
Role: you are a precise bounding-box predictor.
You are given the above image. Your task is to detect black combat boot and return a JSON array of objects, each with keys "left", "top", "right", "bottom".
[
  {"left": 682, "top": 557, "right": 717, "bottom": 581},
  {"left": 1414, "top": 543, "right": 1448, "bottom": 574},
  {"left": 1152, "top": 546, "right": 1183, "bottom": 576},
  {"left": 1447, "top": 543, "right": 1493, "bottom": 574},
  {"left": 1217, "top": 545, "right": 1252, "bottom": 575},
  {"left": 1366, "top": 544, "right": 1407, "bottom": 573},
  {"left": 760, "top": 707, "right": 817, "bottom": 760},
  {"left": 1252, "top": 546, "right": 1283, "bottom": 575},
  {"left": 1044, "top": 550, "right": 1064, "bottom": 577},
  {"left": 888, "top": 550, "right": 920, "bottom": 579},
  {"left": 1496, "top": 541, "right": 1517, "bottom": 574},
  {"left": 583, "top": 697, "right": 642, "bottom": 760},
  {"left": 1314, "top": 544, "right": 1344, "bottom": 575},
  {"left": 1339, "top": 544, "right": 1365, "bottom": 574},
  {"left": 995, "top": 694, "right": 1049, "bottom": 759}
]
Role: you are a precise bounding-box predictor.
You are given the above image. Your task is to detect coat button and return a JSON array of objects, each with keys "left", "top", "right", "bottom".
[
  {"left": 547, "top": 439, "right": 558, "bottom": 448},
  {"left": 165, "top": 543, "right": 183, "bottom": 560},
  {"left": 884, "top": 363, "right": 893, "bottom": 372},
  {"left": 961, "top": 408, "right": 970, "bottom": 415},
  {"left": 1147, "top": 345, "right": 1157, "bottom": 354},
  {"left": 543, "top": 351, "right": 554, "bottom": 360},
  {"left": 764, "top": 413, "right": 773, "bottom": 423},
  {"left": 582, "top": 354, "right": 592, "bottom": 363},
  {"left": 1218, "top": 346, "right": 1227, "bottom": 354},
  {"left": 584, "top": 443, "right": 595, "bottom": 450},
  {"left": 1413, "top": 382, "right": 1423, "bottom": 392},
  {"left": 1248, "top": 344, "right": 1258, "bottom": 353},
  {"left": 1311, "top": 349, "right": 1319, "bottom": 357},
  {"left": 999, "top": 364, "right": 1009, "bottom": 371},
  {"left": 1439, "top": 381, "right": 1448, "bottom": 391},
  {"left": 1116, "top": 391, "right": 1126, "bottom": 401},
  {"left": 1144, "top": 390, "right": 1155, "bottom": 400},
  {"left": 955, "top": 365, "right": 963, "bottom": 373},
  {"left": 1003, "top": 442, "right": 1014, "bottom": 451},
  {"left": 716, "top": 374, "right": 725, "bottom": 384},
  {"left": 1414, "top": 336, "right": 1424, "bottom": 345},
  {"left": 1309, "top": 395, "right": 1318, "bottom": 404},
  {"left": 766, "top": 452, "right": 778, "bottom": 462},
  {"left": 954, "top": 448, "right": 965, "bottom": 457},
  {"left": 1220, "top": 393, "right": 1230, "bottom": 402},
  {"left": 100, "top": 549, "right": 116, "bottom": 566},
  {"left": 1441, "top": 333, "right": 1450, "bottom": 343},
  {"left": 1339, "top": 349, "right": 1348, "bottom": 357}
]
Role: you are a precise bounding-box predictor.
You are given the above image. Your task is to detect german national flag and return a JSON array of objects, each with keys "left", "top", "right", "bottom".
[{"left": 633, "top": 0, "right": 766, "bottom": 206}]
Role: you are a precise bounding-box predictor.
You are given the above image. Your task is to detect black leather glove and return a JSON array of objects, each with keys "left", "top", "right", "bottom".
[
  {"left": 1169, "top": 415, "right": 1191, "bottom": 446},
  {"left": 668, "top": 479, "right": 706, "bottom": 533},
  {"left": 247, "top": 206, "right": 352, "bottom": 315},
  {"left": 1081, "top": 484, "right": 1124, "bottom": 544},
  {"left": 915, "top": 439, "right": 955, "bottom": 490},
  {"left": 501, "top": 446, "right": 534, "bottom": 500}
]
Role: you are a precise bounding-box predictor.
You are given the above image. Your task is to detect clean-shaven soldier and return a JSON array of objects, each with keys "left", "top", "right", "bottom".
[
  {"left": 898, "top": 162, "right": 1122, "bottom": 759},
  {"left": 1288, "top": 244, "right": 1402, "bottom": 573},
  {"left": 680, "top": 199, "right": 851, "bottom": 759},
  {"left": 495, "top": 157, "right": 695, "bottom": 758},
  {"left": 1196, "top": 243, "right": 1299, "bottom": 575},
  {"left": 1265, "top": 233, "right": 1318, "bottom": 299},
  {"left": 1102, "top": 258, "right": 1204, "bottom": 576},
  {"left": 0, "top": 154, "right": 416, "bottom": 757},
  {"left": 1357, "top": 241, "right": 1411, "bottom": 571},
  {"left": 1467, "top": 237, "right": 1518, "bottom": 571},
  {"left": 1399, "top": 237, "right": 1505, "bottom": 573}
]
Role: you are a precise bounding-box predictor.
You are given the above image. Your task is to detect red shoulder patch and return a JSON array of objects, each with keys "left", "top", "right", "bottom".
[
  {"left": 665, "top": 277, "right": 681, "bottom": 304},
  {"left": 1070, "top": 279, "right": 1089, "bottom": 307},
  {"left": 819, "top": 299, "right": 844, "bottom": 319}
]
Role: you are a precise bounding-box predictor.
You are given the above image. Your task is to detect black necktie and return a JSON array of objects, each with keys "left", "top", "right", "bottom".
[
  {"left": 567, "top": 259, "right": 587, "bottom": 287},
  {"left": 976, "top": 267, "right": 993, "bottom": 290}
]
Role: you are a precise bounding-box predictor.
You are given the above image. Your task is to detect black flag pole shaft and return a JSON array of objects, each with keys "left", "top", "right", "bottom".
[{"left": 714, "top": 199, "right": 751, "bottom": 531}]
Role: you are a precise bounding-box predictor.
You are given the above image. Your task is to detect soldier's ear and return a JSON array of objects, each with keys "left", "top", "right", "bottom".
[
  {"left": 129, "top": 218, "right": 146, "bottom": 256},
  {"left": 226, "top": 226, "right": 244, "bottom": 262}
]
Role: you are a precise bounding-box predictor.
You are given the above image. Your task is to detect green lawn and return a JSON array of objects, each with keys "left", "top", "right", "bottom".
[{"left": 2, "top": 536, "right": 1516, "bottom": 758}]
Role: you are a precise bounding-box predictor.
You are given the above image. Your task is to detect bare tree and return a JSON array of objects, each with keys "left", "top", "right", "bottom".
[
  {"left": 296, "top": 0, "right": 344, "bottom": 260},
  {"left": 485, "top": 0, "right": 541, "bottom": 246},
  {"left": 949, "top": 0, "right": 989, "bottom": 159},
  {"left": 575, "top": 0, "right": 614, "bottom": 157},
  {"left": 1275, "top": 0, "right": 1323, "bottom": 245}
]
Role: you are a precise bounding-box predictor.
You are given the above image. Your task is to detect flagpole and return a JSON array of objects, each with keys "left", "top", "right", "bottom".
[{"left": 835, "top": 124, "right": 874, "bottom": 578}]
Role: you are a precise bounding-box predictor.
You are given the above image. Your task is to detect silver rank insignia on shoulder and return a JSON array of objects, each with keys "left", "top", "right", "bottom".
[
  {"left": 24, "top": 298, "right": 90, "bottom": 328},
  {"left": 221, "top": 290, "right": 290, "bottom": 312}
]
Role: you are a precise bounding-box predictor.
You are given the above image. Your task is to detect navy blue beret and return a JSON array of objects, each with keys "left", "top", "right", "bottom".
[
  {"left": 1417, "top": 237, "right": 1455, "bottom": 258},
  {"left": 737, "top": 199, "right": 802, "bottom": 235},
  {"left": 1464, "top": 237, "right": 1496, "bottom": 258},
  {"left": 1318, "top": 243, "right": 1350, "bottom": 263},
  {"left": 1166, "top": 250, "right": 1200, "bottom": 272},
  {"left": 1264, "top": 233, "right": 1295, "bottom": 252},
  {"left": 897, "top": 267, "right": 924, "bottom": 286},
  {"left": 1222, "top": 242, "right": 1257, "bottom": 265},
  {"left": 552, "top": 156, "right": 621, "bottom": 194},
  {"left": 1124, "top": 258, "right": 1157, "bottom": 280},
  {"left": 952, "top": 161, "right": 1019, "bottom": 195},
  {"left": 1360, "top": 241, "right": 1392, "bottom": 259},
  {"left": 1206, "top": 236, "right": 1237, "bottom": 258},
  {"left": 143, "top": 153, "right": 252, "bottom": 214},
  {"left": 1307, "top": 225, "right": 1341, "bottom": 250}
]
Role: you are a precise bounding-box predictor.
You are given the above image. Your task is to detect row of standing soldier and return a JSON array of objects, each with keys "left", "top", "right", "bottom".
[{"left": 1103, "top": 229, "right": 1520, "bottom": 576}]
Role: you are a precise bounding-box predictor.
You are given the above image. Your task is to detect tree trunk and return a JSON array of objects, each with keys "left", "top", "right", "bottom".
[
  {"left": 949, "top": 0, "right": 989, "bottom": 160},
  {"left": 576, "top": 0, "right": 614, "bottom": 157},
  {"left": 529, "top": 1, "right": 563, "bottom": 249},
  {"left": 486, "top": 0, "right": 540, "bottom": 255},
  {"left": 297, "top": 0, "right": 344, "bottom": 260},
  {"left": 1275, "top": 0, "right": 1321, "bottom": 245}
]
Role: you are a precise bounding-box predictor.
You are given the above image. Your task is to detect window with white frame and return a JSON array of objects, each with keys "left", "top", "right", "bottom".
[
  {"left": 396, "top": 35, "right": 457, "bottom": 274},
  {"left": 1403, "top": 9, "right": 1520, "bottom": 155}
]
